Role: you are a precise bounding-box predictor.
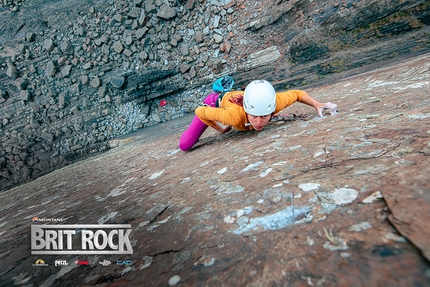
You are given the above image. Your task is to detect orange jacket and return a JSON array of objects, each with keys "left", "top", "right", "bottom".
[{"left": 195, "top": 90, "right": 306, "bottom": 130}]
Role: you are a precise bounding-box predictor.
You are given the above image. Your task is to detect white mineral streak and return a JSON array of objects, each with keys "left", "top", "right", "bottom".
[
  {"left": 168, "top": 275, "right": 181, "bottom": 286},
  {"left": 232, "top": 206, "right": 311, "bottom": 234},
  {"left": 349, "top": 221, "right": 372, "bottom": 232},
  {"left": 332, "top": 188, "right": 358, "bottom": 205},
  {"left": 362, "top": 191, "right": 383, "bottom": 203},
  {"left": 149, "top": 170, "right": 165, "bottom": 179},
  {"left": 260, "top": 168, "right": 272, "bottom": 177},
  {"left": 298, "top": 183, "right": 321, "bottom": 192},
  {"left": 97, "top": 212, "right": 118, "bottom": 224},
  {"left": 242, "top": 161, "right": 264, "bottom": 172}
]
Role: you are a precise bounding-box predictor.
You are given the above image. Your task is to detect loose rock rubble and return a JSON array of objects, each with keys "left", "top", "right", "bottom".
[{"left": 0, "top": 52, "right": 429, "bottom": 287}]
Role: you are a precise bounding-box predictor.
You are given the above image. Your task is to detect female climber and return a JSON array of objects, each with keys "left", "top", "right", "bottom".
[{"left": 178, "top": 79, "right": 337, "bottom": 151}]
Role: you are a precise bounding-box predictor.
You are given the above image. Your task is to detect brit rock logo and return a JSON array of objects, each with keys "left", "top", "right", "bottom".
[{"left": 31, "top": 224, "right": 133, "bottom": 255}]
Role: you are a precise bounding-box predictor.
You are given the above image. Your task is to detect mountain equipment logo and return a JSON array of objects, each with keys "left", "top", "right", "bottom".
[
  {"left": 32, "top": 217, "right": 38, "bottom": 223},
  {"left": 32, "top": 259, "right": 48, "bottom": 267}
]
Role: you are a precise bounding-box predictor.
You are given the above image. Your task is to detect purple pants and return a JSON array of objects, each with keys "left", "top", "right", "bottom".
[{"left": 178, "top": 92, "right": 219, "bottom": 151}]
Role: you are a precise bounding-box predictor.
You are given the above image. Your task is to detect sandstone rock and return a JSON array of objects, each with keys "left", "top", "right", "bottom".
[
  {"left": 128, "top": 7, "right": 141, "bottom": 18},
  {"left": 41, "top": 132, "right": 55, "bottom": 142},
  {"left": 76, "top": 26, "right": 86, "bottom": 36},
  {"left": 179, "top": 44, "right": 189, "bottom": 56},
  {"left": 195, "top": 31, "right": 203, "bottom": 43},
  {"left": 189, "top": 66, "right": 196, "bottom": 78},
  {"left": 362, "top": 191, "right": 383, "bottom": 203},
  {"left": 19, "top": 90, "right": 30, "bottom": 101},
  {"left": 95, "top": 86, "right": 105, "bottom": 98},
  {"left": 58, "top": 93, "right": 67, "bottom": 109},
  {"left": 44, "top": 60, "right": 57, "bottom": 76},
  {"left": 110, "top": 76, "right": 125, "bottom": 89},
  {"left": 213, "top": 33, "right": 223, "bottom": 43},
  {"left": 157, "top": 4, "right": 177, "bottom": 20},
  {"left": 113, "top": 40, "right": 124, "bottom": 53},
  {"left": 91, "top": 76, "right": 101, "bottom": 88},
  {"left": 112, "top": 14, "right": 122, "bottom": 23},
  {"left": 180, "top": 63, "right": 190, "bottom": 73},
  {"left": 43, "top": 38, "right": 55, "bottom": 51},
  {"left": 332, "top": 188, "right": 359, "bottom": 205},
  {"left": 152, "top": 113, "right": 161, "bottom": 122},
  {"left": 123, "top": 49, "right": 133, "bottom": 57},
  {"left": 238, "top": 46, "right": 281, "bottom": 71},
  {"left": 185, "top": 0, "right": 196, "bottom": 10},
  {"left": 80, "top": 75, "right": 89, "bottom": 85},
  {"left": 6, "top": 63, "right": 18, "bottom": 79},
  {"left": 214, "top": 15, "right": 221, "bottom": 28},
  {"left": 94, "top": 34, "right": 108, "bottom": 46},
  {"left": 221, "top": 40, "right": 231, "bottom": 53},
  {"left": 138, "top": 9, "right": 148, "bottom": 26},
  {"left": 82, "top": 61, "right": 93, "bottom": 69},
  {"left": 60, "top": 65, "right": 72, "bottom": 77},
  {"left": 145, "top": 0, "right": 157, "bottom": 13},
  {"left": 135, "top": 27, "right": 148, "bottom": 39},
  {"left": 170, "top": 37, "right": 178, "bottom": 47},
  {"left": 60, "top": 40, "right": 74, "bottom": 54}
]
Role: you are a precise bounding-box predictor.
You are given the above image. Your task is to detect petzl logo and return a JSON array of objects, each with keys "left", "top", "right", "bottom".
[
  {"left": 55, "top": 260, "right": 68, "bottom": 266},
  {"left": 31, "top": 224, "right": 133, "bottom": 255}
]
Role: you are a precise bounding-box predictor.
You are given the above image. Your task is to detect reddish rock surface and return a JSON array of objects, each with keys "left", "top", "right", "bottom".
[{"left": 0, "top": 53, "right": 429, "bottom": 286}]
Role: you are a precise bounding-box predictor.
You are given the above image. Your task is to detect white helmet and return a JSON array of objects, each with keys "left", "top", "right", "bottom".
[{"left": 243, "top": 80, "right": 276, "bottom": 116}]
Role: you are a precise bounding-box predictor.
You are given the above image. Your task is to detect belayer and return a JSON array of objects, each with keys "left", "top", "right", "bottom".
[{"left": 179, "top": 77, "right": 337, "bottom": 151}]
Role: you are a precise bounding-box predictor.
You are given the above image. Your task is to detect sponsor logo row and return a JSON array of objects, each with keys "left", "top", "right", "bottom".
[{"left": 32, "top": 259, "right": 133, "bottom": 267}]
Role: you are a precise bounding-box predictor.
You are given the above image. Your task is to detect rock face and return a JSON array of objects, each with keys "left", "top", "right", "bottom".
[
  {"left": 0, "top": 53, "right": 429, "bottom": 286},
  {"left": 0, "top": 0, "right": 429, "bottom": 191}
]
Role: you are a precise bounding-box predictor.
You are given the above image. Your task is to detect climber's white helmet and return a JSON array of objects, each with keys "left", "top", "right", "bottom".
[{"left": 243, "top": 80, "right": 276, "bottom": 116}]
